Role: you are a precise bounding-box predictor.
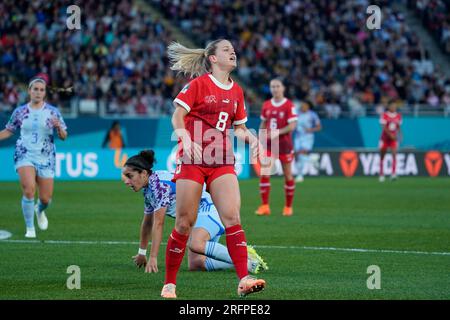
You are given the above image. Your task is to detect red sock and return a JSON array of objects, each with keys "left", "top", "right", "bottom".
[
  {"left": 259, "top": 176, "right": 270, "bottom": 205},
  {"left": 225, "top": 224, "right": 248, "bottom": 280},
  {"left": 164, "top": 229, "right": 189, "bottom": 285},
  {"left": 380, "top": 154, "right": 385, "bottom": 176},
  {"left": 285, "top": 179, "right": 295, "bottom": 207},
  {"left": 392, "top": 154, "right": 396, "bottom": 175}
]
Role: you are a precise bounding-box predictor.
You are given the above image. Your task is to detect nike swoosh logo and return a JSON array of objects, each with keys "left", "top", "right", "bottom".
[{"left": 223, "top": 99, "right": 230, "bottom": 103}]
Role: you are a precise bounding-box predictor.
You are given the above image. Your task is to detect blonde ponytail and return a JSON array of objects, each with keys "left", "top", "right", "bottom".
[{"left": 167, "top": 39, "right": 227, "bottom": 78}]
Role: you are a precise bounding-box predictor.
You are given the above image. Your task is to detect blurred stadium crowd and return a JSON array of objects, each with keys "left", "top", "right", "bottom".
[
  {"left": 1, "top": 0, "right": 450, "bottom": 117},
  {"left": 409, "top": 0, "right": 450, "bottom": 54},
  {"left": 0, "top": 0, "right": 180, "bottom": 116}
]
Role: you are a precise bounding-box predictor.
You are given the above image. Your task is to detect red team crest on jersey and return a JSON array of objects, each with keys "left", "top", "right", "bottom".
[{"left": 204, "top": 95, "right": 217, "bottom": 104}]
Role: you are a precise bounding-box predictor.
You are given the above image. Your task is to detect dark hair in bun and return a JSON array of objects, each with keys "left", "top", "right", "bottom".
[{"left": 125, "top": 149, "right": 156, "bottom": 174}]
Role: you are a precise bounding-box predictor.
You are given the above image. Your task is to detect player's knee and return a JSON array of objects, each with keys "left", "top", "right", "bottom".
[
  {"left": 188, "top": 258, "right": 205, "bottom": 271},
  {"left": 188, "top": 240, "right": 204, "bottom": 255},
  {"left": 220, "top": 214, "right": 241, "bottom": 228},
  {"left": 39, "top": 197, "right": 51, "bottom": 205},
  {"left": 22, "top": 187, "right": 35, "bottom": 199},
  {"left": 175, "top": 220, "right": 194, "bottom": 235}
]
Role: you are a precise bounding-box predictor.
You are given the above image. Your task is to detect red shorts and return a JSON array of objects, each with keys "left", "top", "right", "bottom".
[
  {"left": 173, "top": 164, "right": 236, "bottom": 190},
  {"left": 379, "top": 139, "right": 398, "bottom": 151},
  {"left": 266, "top": 150, "right": 294, "bottom": 164}
]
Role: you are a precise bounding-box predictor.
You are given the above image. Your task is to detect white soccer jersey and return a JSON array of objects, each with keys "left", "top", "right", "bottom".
[{"left": 6, "top": 103, "right": 67, "bottom": 169}]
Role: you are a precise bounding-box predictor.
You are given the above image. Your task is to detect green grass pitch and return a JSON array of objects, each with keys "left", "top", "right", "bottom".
[{"left": 0, "top": 177, "right": 449, "bottom": 300}]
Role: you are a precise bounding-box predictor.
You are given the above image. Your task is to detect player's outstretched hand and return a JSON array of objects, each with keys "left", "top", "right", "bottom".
[
  {"left": 145, "top": 257, "right": 158, "bottom": 273},
  {"left": 132, "top": 254, "right": 147, "bottom": 268}
]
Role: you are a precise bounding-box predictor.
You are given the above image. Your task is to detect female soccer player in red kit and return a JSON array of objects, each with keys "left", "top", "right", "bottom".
[
  {"left": 161, "top": 39, "right": 266, "bottom": 298},
  {"left": 256, "top": 79, "right": 297, "bottom": 216},
  {"left": 379, "top": 100, "right": 402, "bottom": 182}
]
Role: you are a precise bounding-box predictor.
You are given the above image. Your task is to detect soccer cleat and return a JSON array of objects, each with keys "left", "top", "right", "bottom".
[
  {"left": 379, "top": 175, "right": 385, "bottom": 182},
  {"left": 35, "top": 204, "right": 48, "bottom": 231},
  {"left": 161, "top": 283, "right": 177, "bottom": 298},
  {"left": 255, "top": 204, "right": 270, "bottom": 216},
  {"left": 295, "top": 175, "right": 304, "bottom": 183},
  {"left": 247, "top": 258, "right": 261, "bottom": 274},
  {"left": 237, "top": 275, "right": 266, "bottom": 297},
  {"left": 282, "top": 206, "right": 293, "bottom": 217},
  {"left": 247, "top": 245, "right": 268, "bottom": 271},
  {"left": 390, "top": 174, "right": 398, "bottom": 181},
  {"left": 25, "top": 228, "right": 36, "bottom": 238}
]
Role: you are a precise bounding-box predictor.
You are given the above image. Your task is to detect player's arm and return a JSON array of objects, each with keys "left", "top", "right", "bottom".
[
  {"left": 259, "top": 118, "right": 267, "bottom": 130},
  {"left": 382, "top": 124, "right": 395, "bottom": 140},
  {"left": 51, "top": 117, "right": 68, "bottom": 141},
  {"left": 309, "top": 122, "right": 322, "bottom": 133},
  {"left": 234, "top": 123, "right": 263, "bottom": 160},
  {"left": 258, "top": 118, "right": 268, "bottom": 146},
  {"left": 172, "top": 106, "right": 202, "bottom": 161},
  {"left": 281, "top": 121, "right": 297, "bottom": 134},
  {"left": 307, "top": 117, "right": 322, "bottom": 133},
  {"left": 56, "top": 126, "right": 67, "bottom": 140},
  {"left": 146, "top": 207, "right": 167, "bottom": 273},
  {"left": 132, "top": 213, "right": 154, "bottom": 268},
  {"left": 0, "top": 129, "right": 13, "bottom": 141}
]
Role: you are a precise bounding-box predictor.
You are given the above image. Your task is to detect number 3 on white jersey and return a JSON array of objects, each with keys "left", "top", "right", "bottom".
[{"left": 216, "top": 111, "right": 229, "bottom": 131}]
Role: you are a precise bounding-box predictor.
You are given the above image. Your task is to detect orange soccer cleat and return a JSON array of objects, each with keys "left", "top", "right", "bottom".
[
  {"left": 255, "top": 204, "right": 271, "bottom": 216},
  {"left": 282, "top": 206, "right": 293, "bottom": 216},
  {"left": 238, "top": 275, "right": 266, "bottom": 297}
]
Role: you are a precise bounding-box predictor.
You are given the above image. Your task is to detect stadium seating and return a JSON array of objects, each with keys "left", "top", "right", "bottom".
[
  {"left": 0, "top": 0, "right": 182, "bottom": 116},
  {"left": 153, "top": 0, "right": 450, "bottom": 117},
  {"left": 1, "top": 0, "right": 450, "bottom": 117},
  {"left": 408, "top": 0, "right": 450, "bottom": 54}
]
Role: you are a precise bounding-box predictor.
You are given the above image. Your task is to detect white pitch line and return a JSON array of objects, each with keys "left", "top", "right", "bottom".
[
  {"left": 1, "top": 239, "right": 450, "bottom": 257},
  {"left": 254, "top": 244, "right": 450, "bottom": 256}
]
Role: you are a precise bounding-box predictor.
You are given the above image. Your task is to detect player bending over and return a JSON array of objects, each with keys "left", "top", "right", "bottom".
[{"left": 122, "top": 150, "right": 268, "bottom": 275}]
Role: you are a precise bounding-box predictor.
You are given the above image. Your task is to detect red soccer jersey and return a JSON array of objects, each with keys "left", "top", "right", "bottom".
[
  {"left": 260, "top": 98, "right": 298, "bottom": 154},
  {"left": 380, "top": 111, "right": 402, "bottom": 141},
  {"left": 174, "top": 73, "right": 247, "bottom": 167}
]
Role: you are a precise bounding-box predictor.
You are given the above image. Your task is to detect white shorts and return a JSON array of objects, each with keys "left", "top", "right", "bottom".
[
  {"left": 15, "top": 158, "right": 54, "bottom": 179},
  {"left": 295, "top": 139, "right": 314, "bottom": 152}
]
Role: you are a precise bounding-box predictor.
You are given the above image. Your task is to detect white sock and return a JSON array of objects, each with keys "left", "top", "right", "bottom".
[
  {"left": 205, "top": 241, "right": 232, "bottom": 264},
  {"left": 297, "top": 154, "right": 309, "bottom": 176},
  {"left": 21, "top": 196, "right": 35, "bottom": 229}
]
